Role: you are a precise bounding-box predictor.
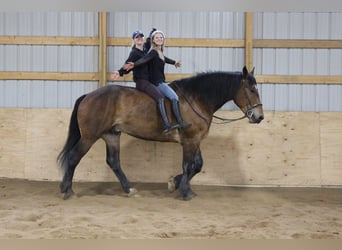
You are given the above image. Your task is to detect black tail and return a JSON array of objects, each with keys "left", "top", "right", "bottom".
[{"left": 57, "top": 94, "right": 87, "bottom": 174}]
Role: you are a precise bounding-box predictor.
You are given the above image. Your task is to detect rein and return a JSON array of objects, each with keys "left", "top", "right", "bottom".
[
  {"left": 212, "top": 103, "right": 262, "bottom": 124},
  {"left": 172, "top": 77, "right": 262, "bottom": 125},
  {"left": 212, "top": 113, "right": 246, "bottom": 124},
  {"left": 212, "top": 83, "right": 263, "bottom": 124},
  {"left": 173, "top": 82, "right": 211, "bottom": 126}
]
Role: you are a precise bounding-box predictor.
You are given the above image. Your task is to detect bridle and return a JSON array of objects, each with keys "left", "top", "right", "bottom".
[
  {"left": 213, "top": 84, "right": 263, "bottom": 124},
  {"left": 173, "top": 79, "right": 262, "bottom": 125}
]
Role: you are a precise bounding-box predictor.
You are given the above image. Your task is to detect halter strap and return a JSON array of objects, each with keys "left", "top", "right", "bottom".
[
  {"left": 213, "top": 82, "right": 263, "bottom": 124},
  {"left": 173, "top": 80, "right": 262, "bottom": 125},
  {"left": 213, "top": 103, "right": 263, "bottom": 124}
]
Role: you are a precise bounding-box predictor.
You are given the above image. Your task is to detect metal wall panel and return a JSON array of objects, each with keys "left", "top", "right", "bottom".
[
  {"left": 253, "top": 12, "right": 342, "bottom": 112},
  {"left": 0, "top": 12, "right": 98, "bottom": 108},
  {"left": 108, "top": 11, "right": 245, "bottom": 103},
  {"left": 0, "top": 12, "right": 341, "bottom": 111}
]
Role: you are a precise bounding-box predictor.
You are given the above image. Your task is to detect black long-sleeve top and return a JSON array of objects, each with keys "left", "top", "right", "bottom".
[
  {"left": 117, "top": 47, "right": 149, "bottom": 81},
  {"left": 132, "top": 49, "right": 176, "bottom": 85}
]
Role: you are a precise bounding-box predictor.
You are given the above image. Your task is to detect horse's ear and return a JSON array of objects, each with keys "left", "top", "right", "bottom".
[
  {"left": 243, "top": 66, "right": 248, "bottom": 78},
  {"left": 251, "top": 67, "right": 255, "bottom": 75}
]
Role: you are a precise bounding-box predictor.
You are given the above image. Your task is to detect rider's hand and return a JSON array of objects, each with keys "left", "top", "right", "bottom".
[
  {"left": 174, "top": 61, "right": 181, "bottom": 68},
  {"left": 123, "top": 62, "right": 134, "bottom": 70},
  {"left": 110, "top": 71, "right": 120, "bottom": 80}
]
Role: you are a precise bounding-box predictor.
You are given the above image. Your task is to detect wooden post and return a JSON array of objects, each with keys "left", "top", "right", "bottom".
[
  {"left": 245, "top": 12, "right": 253, "bottom": 71},
  {"left": 98, "top": 12, "right": 107, "bottom": 87}
]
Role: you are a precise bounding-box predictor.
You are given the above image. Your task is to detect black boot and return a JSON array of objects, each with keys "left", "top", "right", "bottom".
[
  {"left": 157, "top": 98, "right": 180, "bottom": 133},
  {"left": 171, "top": 99, "right": 192, "bottom": 129}
]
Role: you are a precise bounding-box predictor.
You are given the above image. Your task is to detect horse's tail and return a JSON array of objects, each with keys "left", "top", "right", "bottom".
[{"left": 57, "top": 94, "right": 87, "bottom": 174}]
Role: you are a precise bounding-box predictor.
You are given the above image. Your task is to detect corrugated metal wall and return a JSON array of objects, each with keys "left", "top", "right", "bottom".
[
  {"left": 0, "top": 12, "right": 98, "bottom": 108},
  {"left": 108, "top": 12, "right": 245, "bottom": 73},
  {"left": 254, "top": 12, "right": 342, "bottom": 111},
  {"left": 0, "top": 12, "right": 341, "bottom": 111},
  {"left": 107, "top": 11, "right": 245, "bottom": 110}
]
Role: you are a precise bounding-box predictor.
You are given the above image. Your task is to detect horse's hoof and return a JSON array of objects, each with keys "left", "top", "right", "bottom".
[
  {"left": 62, "top": 190, "right": 75, "bottom": 200},
  {"left": 127, "top": 188, "right": 138, "bottom": 197},
  {"left": 168, "top": 176, "right": 176, "bottom": 192},
  {"left": 182, "top": 196, "right": 192, "bottom": 201},
  {"left": 181, "top": 190, "right": 197, "bottom": 201},
  {"left": 189, "top": 190, "right": 197, "bottom": 198}
]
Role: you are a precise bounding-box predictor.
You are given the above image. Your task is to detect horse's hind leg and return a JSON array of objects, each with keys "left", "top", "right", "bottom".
[
  {"left": 60, "top": 139, "right": 93, "bottom": 199},
  {"left": 102, "top": 131, "right": 136, "bottom": 196}
]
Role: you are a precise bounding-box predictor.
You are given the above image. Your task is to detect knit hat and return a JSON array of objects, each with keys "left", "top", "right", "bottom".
[
  {"left": 151, "top": 30, "right": 165, "bottom": 39},
  {"left": 132, "top": 30, "right": 144, "bottom": 39}
]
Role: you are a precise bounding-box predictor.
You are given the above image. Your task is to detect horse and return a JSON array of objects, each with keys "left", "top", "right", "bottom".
[{"left": 57, "top": 66, "right": 264, "bottom": 200}]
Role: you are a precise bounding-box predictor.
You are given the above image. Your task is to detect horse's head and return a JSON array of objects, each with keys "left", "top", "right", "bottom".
[{"left": 233, "top": 66, "right": 264, "bottom": 124}]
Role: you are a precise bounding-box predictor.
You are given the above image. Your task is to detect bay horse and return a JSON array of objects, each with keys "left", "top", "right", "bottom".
[{"left": 57, "top": 66, "right": 264, "bottom": 200}]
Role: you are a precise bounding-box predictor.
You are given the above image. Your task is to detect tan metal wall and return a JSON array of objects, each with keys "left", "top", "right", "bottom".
[{"left": 1, "top": 108, "right": 341, "bottom": 187}]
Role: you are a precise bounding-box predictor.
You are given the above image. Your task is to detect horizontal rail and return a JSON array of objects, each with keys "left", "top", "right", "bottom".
[
  {"left": 254, "top": 39, "right": 342, "bottom": 49},
  {"left": 110, "top": 73, "right": 342, "bottom": 85},
  {"left": 256, "top": 75, "right": 342, "bottom": 84},
  {"left": 166, "top": 74, "right": 342, "bottom": 85},
  {"left": 0, "top": 36, "right": 99, "bottom": 46},
  {"left": 1, "top": 71, "right": 341, "bottom": 85},
  {"left": 1, "top": 36, "right": 341, "bottom": 49},
  {"left": 0, "top": 72, "right": 99, "bottom": 81}
]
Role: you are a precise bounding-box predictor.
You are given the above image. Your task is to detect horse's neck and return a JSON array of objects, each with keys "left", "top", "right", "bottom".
[{"left": 176, "top": 72, "right": 240, "bottom": 115}]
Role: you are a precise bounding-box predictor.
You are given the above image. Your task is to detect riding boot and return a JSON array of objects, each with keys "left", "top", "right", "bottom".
[
  {"left": 171, "top": 99, "right": 192, "bottom": 129},
  {"left": 157, "top": 98, "right": 180, "bottom": 133}
]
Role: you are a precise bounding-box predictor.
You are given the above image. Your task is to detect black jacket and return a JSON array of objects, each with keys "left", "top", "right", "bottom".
[
  {"left": 117, "top": 47, "right": 149, "bottom": 81},
  {"left": 132, "top": 49, "right": 176, "bottom": 85}
]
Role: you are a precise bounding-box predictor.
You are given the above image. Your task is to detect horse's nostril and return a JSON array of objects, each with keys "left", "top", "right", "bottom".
[{"left": 253, "top": 115, "right": 264, "bottom": 124}]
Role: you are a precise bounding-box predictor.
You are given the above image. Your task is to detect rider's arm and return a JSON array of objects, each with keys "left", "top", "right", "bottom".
[
  {"left": 165, "top": 56, "right": 176, "bottom": 65},
  {"left": 132, "top": 50, "right": 157, "bottom": 67}
]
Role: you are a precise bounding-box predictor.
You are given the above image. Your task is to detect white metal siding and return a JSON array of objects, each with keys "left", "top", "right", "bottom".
[
  {"left": 0, "top": 12, "right": 98, "bottom": 108},
  {"left": 254, "top": 12, "right": 342, "bottom": 112},
  {"left": 0, "top": 12, "right": 341, "bottom": 111},
  {"left": 107, "top": 11, "right": 245, "bottom": 74}
]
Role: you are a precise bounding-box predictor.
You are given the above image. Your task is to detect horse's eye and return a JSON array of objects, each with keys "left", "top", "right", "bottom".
[{"left": 251, "top": 86, "right": 258, "bottom": 93}]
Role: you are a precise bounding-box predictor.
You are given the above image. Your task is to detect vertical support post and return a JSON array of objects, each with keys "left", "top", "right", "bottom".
[
  {"left": 98, "top": 12, "right": 107, "bottom": 87},
  {"left": 245, "top": 12, "right": 253, "bottom": 71}
]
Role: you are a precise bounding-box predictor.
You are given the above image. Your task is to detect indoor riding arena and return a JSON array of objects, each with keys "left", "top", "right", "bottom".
[{"left": 1, "top": 10, "right": 342, "bottom": 239}]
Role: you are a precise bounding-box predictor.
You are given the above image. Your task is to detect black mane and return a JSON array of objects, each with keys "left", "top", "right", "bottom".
[{"left": 170, "top": 71, "right": 243, "bottom": 112}]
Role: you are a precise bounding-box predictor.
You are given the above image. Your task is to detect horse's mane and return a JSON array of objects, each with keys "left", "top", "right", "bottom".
[{"left": 170, "top": 71, "right": 243, "bottom": 111}]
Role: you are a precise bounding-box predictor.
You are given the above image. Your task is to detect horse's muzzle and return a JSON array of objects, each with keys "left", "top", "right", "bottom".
[
  {"left": 251, "top": 114, "right": 264, "bottom": 124},
  {"left": 246, "top": 104, "right": 264, "bottom": 124}
]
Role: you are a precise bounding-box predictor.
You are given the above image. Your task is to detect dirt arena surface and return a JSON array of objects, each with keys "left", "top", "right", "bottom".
[{"left": 0, "top": 178, "right": 341, "bottom": 239}]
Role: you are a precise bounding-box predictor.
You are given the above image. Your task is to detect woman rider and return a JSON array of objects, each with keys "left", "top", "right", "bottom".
[
  {"left": 124, "top": 30, "right": 191, "bottom": 130},
  {"left": 111, "top": 29, "right": 179, "bottom": 133}
]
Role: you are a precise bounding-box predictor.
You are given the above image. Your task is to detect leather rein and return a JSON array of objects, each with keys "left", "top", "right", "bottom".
[
  {"left": 212, "top": 85, "right": 263, "bottom": 124},
  {"left": 173, "top": 81, "right": 262, "bottom": 125}
]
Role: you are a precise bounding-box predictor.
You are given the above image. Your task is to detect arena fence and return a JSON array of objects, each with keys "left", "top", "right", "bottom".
[{"left": 0, "top": 12, "right": 341, "bottom": 86}]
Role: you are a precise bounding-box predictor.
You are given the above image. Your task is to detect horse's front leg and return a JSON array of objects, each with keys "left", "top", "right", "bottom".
[
  {"left": 177, "top": 161, "right": 193, "bottom": 200},
  {"left": 173, "top": 145, "right": 203, "bottom": 200}
]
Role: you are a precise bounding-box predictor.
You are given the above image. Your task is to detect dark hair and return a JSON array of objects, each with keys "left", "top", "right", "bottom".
[{"left": 143, "top": 28, "right": 157, "bottom": 52}]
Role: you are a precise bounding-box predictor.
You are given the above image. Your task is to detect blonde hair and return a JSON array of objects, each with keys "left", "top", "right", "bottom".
[{"left": 150, "top": 30, "right": 165, "bottom": 60}]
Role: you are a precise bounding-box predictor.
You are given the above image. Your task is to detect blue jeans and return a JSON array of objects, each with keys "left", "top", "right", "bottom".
[{"left": 157, "top": 82, "right": 179, "bottom": 101}]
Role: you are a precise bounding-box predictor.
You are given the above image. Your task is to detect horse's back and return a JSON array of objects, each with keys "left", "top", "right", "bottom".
[
  {"left": 76, "top": 85, "right": 168, "bottom": 140},
  {"left": 80, "top": 85, "right": 155, "bottom": 111}
]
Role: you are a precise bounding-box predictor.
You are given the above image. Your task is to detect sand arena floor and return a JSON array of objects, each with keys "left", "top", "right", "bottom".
[{"left": 0, "top": 178, "right": 341, "bottom": 239}]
